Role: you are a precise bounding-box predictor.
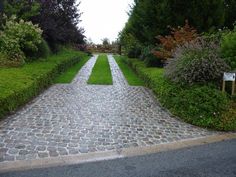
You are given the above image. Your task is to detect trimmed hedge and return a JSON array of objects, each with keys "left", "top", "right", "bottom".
[
  {"left": 0, "top": 48, "right": 88, "bottom": 119},
  {"left": 124, "top": 57, "right": 235, "bottom": 131}
]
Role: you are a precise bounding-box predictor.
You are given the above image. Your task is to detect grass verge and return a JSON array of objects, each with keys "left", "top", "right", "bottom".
[
  {"left": 125, "top": 57, "right": 235, "bottom": 131},
  {"left": 0, "top": 48, "right": 88, "bottom": 119},
  {"left": 114, "top": 55, "right": 144, "bottom": 86},
  {"left": 54, "top": 56, "right": 90, "bottom": 83},
  {"left": 87, "top": 54, "right": 113, "bottom": 85}
]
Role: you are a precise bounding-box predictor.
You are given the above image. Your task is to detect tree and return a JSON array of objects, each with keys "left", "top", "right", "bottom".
[
  {"left": 1, "top": 0, "right": 85, "bottom": 51},
  {"left": 101, "top": 38, "right": 110, "bottom": 45},
  {"left": 32, "top": 0, "right": 85, "bottom": 50},
  {"left": 119, "top": 0, "right": 226, "bottom": 57},
  {"left": 224, "top": 0, "right": 236, "bottom": 29},
  {"left": 3, "top": 0, "right": 40, "bottom": 21}
]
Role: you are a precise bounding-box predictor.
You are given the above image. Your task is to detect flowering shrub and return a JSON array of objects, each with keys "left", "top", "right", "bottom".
[
  {"left": 0, "top": 16, "right": 43, "bottom": 66},
  {"left": 165, "top": 38, "right": 230, "bottom": 85},
  {"left": 0, "top": 34, "right": 25, "bottom": 66},
  {"left": 3, "top": 16, "right": 43, "bottom": 57},
  {"left": 153, "top": 21, "right": 198, "bottom": 62}
]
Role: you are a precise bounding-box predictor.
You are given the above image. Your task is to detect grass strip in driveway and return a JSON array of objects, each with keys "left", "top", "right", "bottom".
[
  {"left": 114, "top": 55, "right": 144, "bottom": 86},
  {"left": 55, "top": 56, "right": 90, "bottom": 83},
  {"left": 87, "top": 54, "right": 113, "bottom": 85}
]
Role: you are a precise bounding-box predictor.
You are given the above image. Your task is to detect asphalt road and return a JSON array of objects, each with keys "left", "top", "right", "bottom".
[{"left": 1, "top": 139, "right": 236, "bottom": 177}]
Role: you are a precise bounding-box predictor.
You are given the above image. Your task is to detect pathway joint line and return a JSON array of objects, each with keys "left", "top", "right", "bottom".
[{"left": 0, "top": 133, "right": 235, "bottom": 173}]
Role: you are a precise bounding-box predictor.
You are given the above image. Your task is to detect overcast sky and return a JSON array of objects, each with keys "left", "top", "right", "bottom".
[{"left": 79, "top": 0, "right": 134, "bottom": 44}]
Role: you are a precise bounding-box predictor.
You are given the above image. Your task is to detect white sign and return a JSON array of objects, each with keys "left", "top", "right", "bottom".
[{"left": 224, "top": 72, "right": 235, "bottom": 81}]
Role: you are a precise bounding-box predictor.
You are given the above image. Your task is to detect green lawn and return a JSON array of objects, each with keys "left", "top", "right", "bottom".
[
  {"left": 54, "top": 56, "right": 90, "bottom": 83},
  {"left": 114, "top": 55, "right": 144, "bottom": 86},
  {"left": 87, "top": 54, "right": 113, "bottom": 85},
  {"left": 0, "top": 48, "right": 88, "bottom": 119}
]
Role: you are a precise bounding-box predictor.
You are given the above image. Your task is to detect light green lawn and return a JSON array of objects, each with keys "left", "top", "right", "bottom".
[
  {"left": 114, "top": 55, "right": 144, "bottom": 86},
  {"left": 87, "top": 54, "right": 113, "bottom": 85}
]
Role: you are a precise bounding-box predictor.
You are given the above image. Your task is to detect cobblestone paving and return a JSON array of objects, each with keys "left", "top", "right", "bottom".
[{"left": 0, "top": 55, "right": 216, "bottom": 163}]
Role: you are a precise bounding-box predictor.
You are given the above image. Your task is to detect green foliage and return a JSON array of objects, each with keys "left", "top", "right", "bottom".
[
  {"left": 87, "top": 55, "right": 113, "bottom": 85},
  {"left": 33, "top": 0, "right": 85, "bottom": 48},
  {"left": 224, "top": 0, "right": 236, "bottom": 29},
  {"left": 3, "top": 0, "right": 40, "bottom": 21},
  {"left": 221, "top": 27, "right": 236, "bottom": 69},
  {"left": 120, "top": 0, "right": 227, "bottom": 51},
  {"left": 1, "top": 0, "right": 85, "bottom": 48},
  {"left": 126, "top": 58, "right": 234, "bottom": 130},
  {"left": 140, "top": 46, "right": 164, "bottom": 67},
  {"left": 0, "top": 16, "right": 43, "bottom": 66},
  {"left": 165, "top": 38, "right": 230, "bottom": 85},
  {"left": 0, "top": 48, "right": 88, "bottom": 119},
  {"left": 0, "top": 33, "right": 25, "bottom": 66},
  {"left": 119, "top": 32, "right": 142, "bottom": 58},
  {"left": 114, "top": 55, "right": 144, "bottom": 86},
  {"left": 32, "top": 39, "right": 51, "bottom": 59},
  {"left": 3, "top": 17, "right": 42, "bottom": 58}
]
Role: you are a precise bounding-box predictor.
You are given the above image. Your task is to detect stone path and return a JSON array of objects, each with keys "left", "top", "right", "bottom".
[{"left": 0, "top": 55, "right": 216, "bottom": 163}]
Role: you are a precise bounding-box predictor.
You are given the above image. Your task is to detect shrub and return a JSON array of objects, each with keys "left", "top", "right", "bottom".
[
  {"left": 126, "top": 58, "right": 233, "bottom": 130},
  {"left": 153, "top": 21, "right": 198, "bottom": 62},
  {"left": 161, "top": 84, "right": 229, "bottom": 127},
  {"left": 2, "top": 16, "right": 43, "bottom": 58},
  {"left": 165, "top": 38, "right": 230, "bottom": 85},
  {"left": 141, "top": 46, "right": 164, "bottom": 67},
  {"left": 31, "top": 39, "right": 51, "bottom": 59},
  {"left": 0, "top": 34, "right": 25, "bottom": 67},
  {"left": 127, "top": 47, "right": 142, "bottom": 58},
  {"left": 221, "top": 27, "right": 236, "bottom": 69},
  {"left": 120, "top": 32, "right": 142, "bottom": 58}
]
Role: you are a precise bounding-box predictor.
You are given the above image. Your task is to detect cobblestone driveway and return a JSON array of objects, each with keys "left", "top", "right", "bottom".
[{"left": 0, "top": 55, "right": 216, "bottom": 162}]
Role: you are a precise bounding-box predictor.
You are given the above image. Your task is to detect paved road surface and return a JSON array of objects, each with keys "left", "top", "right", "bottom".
[{"left": 1, "top": 139, "right": 236, "bottom": 177}]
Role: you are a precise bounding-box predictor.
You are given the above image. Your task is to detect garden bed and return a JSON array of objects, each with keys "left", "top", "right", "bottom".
[{"left": 124, "top": 57, "right": 236, "bottom": 131}]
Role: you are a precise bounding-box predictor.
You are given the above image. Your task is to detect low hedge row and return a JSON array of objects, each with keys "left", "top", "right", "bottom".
[
  {"left": 0, "top": 48, "right": 88, "bottom": 119},
  {"left": 124, "top": 57, "right": 235, "bottom": 131}
]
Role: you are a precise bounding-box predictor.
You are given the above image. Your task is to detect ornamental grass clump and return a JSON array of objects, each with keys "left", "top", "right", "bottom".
[{"left": 165, "top": 38, "right": 230, "bottom": 85}]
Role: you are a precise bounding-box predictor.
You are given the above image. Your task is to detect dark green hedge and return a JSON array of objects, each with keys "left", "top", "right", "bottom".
[
  {"left": 125, "top": 57, "right": 235, "bottom": 131},
  {"left": 0, "top": 49, "right": 88, "bottom": 119}
]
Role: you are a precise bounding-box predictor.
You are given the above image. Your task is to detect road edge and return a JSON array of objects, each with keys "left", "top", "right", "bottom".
[{"left": 0, "top": 133, "right": 235, "bottom": 173}]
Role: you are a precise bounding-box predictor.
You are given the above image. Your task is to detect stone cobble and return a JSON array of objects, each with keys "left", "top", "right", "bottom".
[{"left": 0, "top": 55, "right": 216, "bottom": 162}]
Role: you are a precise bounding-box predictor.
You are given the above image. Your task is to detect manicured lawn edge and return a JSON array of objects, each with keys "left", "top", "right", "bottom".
[
  {"left": 54, "top": 56, "right": 90, "bottom": 83},
  {"left": 0, "top": 49, "right": 89, "bottom": 119},
  {"left": 114, "top": 55, "right": 144, "bottom": 86},
  {"left": 124, "top": 56, "right": 235, "bottom": 131},
  {"left": 87, "top": 54, "right": 113, "bottom": 85}
]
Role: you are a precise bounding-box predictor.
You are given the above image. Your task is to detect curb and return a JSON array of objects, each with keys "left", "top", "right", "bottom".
[{"left": 0, "top": 133, "right": 236, "bottom": 173}]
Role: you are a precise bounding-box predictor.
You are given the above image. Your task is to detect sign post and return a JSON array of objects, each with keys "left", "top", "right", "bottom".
[{"left": 223, "top": 72, "right": 236, "bottom": 95}]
